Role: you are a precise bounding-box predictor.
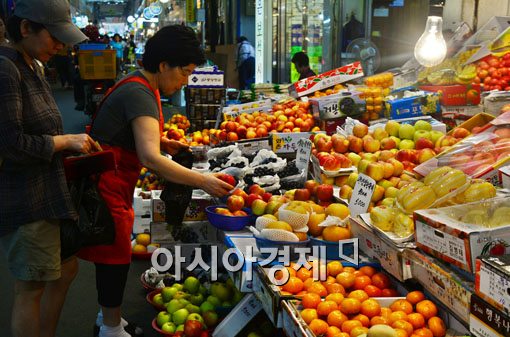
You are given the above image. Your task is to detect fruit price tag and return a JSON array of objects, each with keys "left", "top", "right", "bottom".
[
  {"left": 349, "top": 174, "right": 376, "bottom": 217},
  {"left": 296, "top": 138, "right": 312, "bottom": 170},
  {"left": 223, "top": 110, "right": 240, "bottom": 121}
]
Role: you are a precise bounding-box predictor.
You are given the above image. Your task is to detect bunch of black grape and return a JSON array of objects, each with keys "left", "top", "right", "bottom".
[
  {"left": 259, "top": 157, "right": 278, "bottom": 165},
  {"left": 280, "top": 180, "right": 302, "bottom": 190},
  {"left": 230, "top": 161, "right": 246, "bottom": 168},
  {"left": 171, "top": 226, "right": 199, "bottom": 243},
  {"left": 278, "top": 160, "right": 300, "bottom": 178},
  {"left": 208, "top": 156, "right": 229, "bottom": 170},
  {"left": 244, "top": 174, "right": 254, "bottom": 186},
  {"left": 254, "top": 166, "right": 275, "bottom": 176}
]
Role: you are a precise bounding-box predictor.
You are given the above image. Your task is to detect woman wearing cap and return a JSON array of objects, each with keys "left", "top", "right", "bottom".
[
  {"left": 77, "top": 25, "right": 232, "bottom": 337},
  {"left": 0, "top": 1, "right": 98, "bottom": 337}
]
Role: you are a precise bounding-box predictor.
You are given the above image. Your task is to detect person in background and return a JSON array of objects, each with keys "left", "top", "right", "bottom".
[
  {"left": 291, "top": 51, "right": 316, "bottom": 80},
  {"left": 110, "top": 33, "right": 124, "bottom": 75},
  {"left": 53, "top": 46, "right": 73, "bottom": 88},
  {"left": 77, "top": 25, "right": 233, "bottom": 337},
  {"left": 0, "top": 17, "right": 7, "bottom": 45},
  {"left": 0, "top": 1, "right": 100, "bottom": 337},
  {"left": 236, "top": 36, "right": 255, "bottom": 89}
]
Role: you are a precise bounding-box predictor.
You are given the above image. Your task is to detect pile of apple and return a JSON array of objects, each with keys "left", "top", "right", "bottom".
[
  {"left": 215, "top": 100, "right": 318, "bottom": 142},
  {"left": 154, "top": 276, "right": 243, "bottom": 335},
  {"left": 135, "top": 167, "right": 164, "bottom": 191}
]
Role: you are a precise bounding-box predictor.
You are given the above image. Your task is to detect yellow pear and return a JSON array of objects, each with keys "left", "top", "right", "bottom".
[
  {"left": 325, "top": 203, "right": 350, "bottom": 220},
  {"left": 266, "top": 221, "right": 293, "bottom": 232},
  {"left": 261, "top": 214, "right": 278, "bottom": 221}
]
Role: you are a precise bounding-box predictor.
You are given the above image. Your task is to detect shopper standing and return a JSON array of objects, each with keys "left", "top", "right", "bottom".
[
  {"left": 110, "top": 33, "right": 124, "bottom": 75},
  {"left": 236, "top": 36, "right": 255, "bottom": 89},
  {"left": 77, "top": 25, "right": 233, "bottom": 337},
  {"left": 0, "top": 1, "right": 99, "bottom": 337},
  {"left": 291, "top": 51, "right": 316, "bottom": 80}
]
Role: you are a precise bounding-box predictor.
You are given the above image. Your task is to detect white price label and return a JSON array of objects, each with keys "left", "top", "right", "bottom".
[
  {"left": 479, "top": 265, "right": 510, "bottom": 311},
  {"left": 296, "top": 138, "right": 312, "bottom": 170},
  {"left": 349, "top": 174, "right": 376, "bottom": 217}
]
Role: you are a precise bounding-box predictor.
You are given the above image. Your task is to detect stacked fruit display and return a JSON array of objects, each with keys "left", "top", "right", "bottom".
[
  {"left": 309, "top": 84, "right": 346, "bottom": 98},
  {"left": 135, "top": 167, "right": 164, "bottom": 191},
  {"left": 358, "top": 73, "right": 393, "bottom": 121},
  {"left": 163, "top": 114, "right": 191, "bottom": 145},
  {"left": 153, "top": 276, "right": 243, "bottom": 335},
  {"left": 131, "top": 233, "right": 159, "bottom": 254},
  {"left": 417, "top": 49, "right": 478, "bottom": 86},
  {"left": 472, "top": 53, "right": 510, "bottom": 91}
]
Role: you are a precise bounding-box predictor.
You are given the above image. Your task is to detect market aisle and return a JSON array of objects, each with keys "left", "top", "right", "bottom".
[{"left": 0, "top": 86, "right": 160, "bottom": 337}]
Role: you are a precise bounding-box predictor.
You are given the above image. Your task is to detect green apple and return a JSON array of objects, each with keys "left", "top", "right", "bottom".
[
  {"left": 222, "top": 301, "right": 233, "bottom": 307},
  {"left": 385, "top": 120, "right": 401, "bottom": 137},
  {"left": 183, "top": 276, "right": 200, "bottom": 294},
  {"left": 153, "top": 293, "right": 165, "bottom": 307},
  {"left": 166, "top": 299, "right": 185, "bottom": 314},
  {"left": 172, "top": 283, "right": 184, "bottom": 291},
  {"left": 172, "top": 308, "right": 189, "bottom": 325},
  {"left": 178, "top": 298, "right": 190, "bottom": 307},
  {"left": 413, "top": 130, "right": 431, "bottom": 142},
  {"left": 389, "top": 136, "right": 401, "bottom": 148},
  {"left": 203, "top": 310, "right": 219, "bottom": 328},
  {"left": 399, "top": 124, "right": 415, "bottom": 140},
  {"left": 399, "top": 139, "right": 415, "bottom": 150},
  {"left": 157, "top": 311, "right": 171, "bottom": 328},
  {"left": 199, "top": 285, "right": 208, "bottom": 297},
  {"left": 190, "top": 293, "right": 204, "bottom": 306},
  {"left": 161, "top": 322, "right": 176, "bottom": 333},
  {"left": 161, "top": 287, "right": 178, "bottom": 303},
  {"left": 210, "top": 282, "right": 233, "bottom": 302},
  {"left": 176, "top": 324, "right": 184, "bottom": 332},
  {"left": 173, "top": 291, "right": 189, "bottom": 300},
  {"left": 430, "top": 130, "right": 444, "bottom": 144},
  {"left": 186, "top": 304, "right": 201, "bottom": 314},
  {"left": 187, "top": 313, "right": 204, "bottom": 324},
  {"left": 414, "top": 120, "right": 432, "bottom": 131},
  {"left": 200, "top": 301, "right": 215, "bottom": 313},
  {"left": 206, "top": 296, "right": 221, "bottom": 307}
]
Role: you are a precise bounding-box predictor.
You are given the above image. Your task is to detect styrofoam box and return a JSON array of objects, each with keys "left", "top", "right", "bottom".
[{"left": 133, "top": 188, "right": 151, "bottom": 216}]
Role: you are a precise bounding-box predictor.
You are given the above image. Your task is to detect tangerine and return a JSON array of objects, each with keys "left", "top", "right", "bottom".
[
  {"left": 296, "top": 290, "right": 307, "bottom": 297},
  {"left": 323, "top": 275, "right": 338, "bottom": 285},
  {"left": 343, "top": 267, "right": 356, "bottom": 273},
  {"left": 413, "top": 328, "right": 434, "bottom": 337},
  {"left": 336, "top": 272, "right": 356, "bottom": 289},
  {"left": 380, "top": 307, "right": 393, "bottom": 319},
  {"left": 308, "top": 282, "right": 328, "bottom": 297},
  {"left": 360, "top": 299, "right": 381, "bottom": 318},
  {"left": 327, "top": 261, "right": 344, "bottom": 277},
  {"left": 282, "top": 276, "right": 304, "bottom": 294},
  {"left": 352, "top": 270, "right": 366, "bottom": 277},
  {"left": 416, "top": 300, "right": 438, "bottom": 320},
  {"left": 350, "top": 326, "right": 369, "bottom": 337},
  {"left": 304, "top": 278, "right": 314, "bottom": 290},
  {"left": 390, "top": 299, "right": 414, "bottom": 315},
  {"left": 326, "top": 326, "right": 342, "bottom": 337},
  {"left": 327, "top": 283, "right": 346, "bottom": 295},
  {"left": 309, "top": 318, "right": 329, "bottom": 335},
  {"left": 317, "top": 300, "right": 339, "bottom": 316},
  {"left": 323, "top": 226, "right": 351, "bottom": 242},
  {"left": 359, "top": 266, "right": 377, "bottom": 277},
  {"left": 353, "top": 276, "right": 372, "bottom": 290},
  {"left": 392, "top": 319, "right": 414, "bottom": 335},
  {"left": 370, "top": 316, "right": 390, "bottom": 326},
  {"left": 297, "top": 267, "right": 313, "bottom": 282},
  {"left": 395, "top": 328, "right": 409, "bottom": 337},
  {"left": 407, "top": 312, "right": 426, "bottom": 329},
  {"left": 341, "top": 320, "right": 363, "bottom": 334},
  {"left": 340, "top": 298, "right": 361, "bottom": 315},
  {"left": 327, "top": 310, "right": 348, "bottom": 328},
  {"left": 302, "top": 293, "right": 322, "bottom": 309},
  {"left": 406, "top": 290, "right": 426, "bottom": 305},
  {"left": 135, "top": 233, "right": 151, "bottom": 246},
  {"left": 371, "top": 272, "right": 391, "bottom": 289},
  {"left": 352, "top": 314, "right": 370, "bottom": 327},
  {"left": 348, "top": 290, "right": 369, "bottom": 302},
  {"left": 381, "top": 288, "right": 399, "bottom": 297},
  {"left": 428, "top": 316, "right": 446, "bottom": 337},
  {"left": 364, "top": 285, "right": 383, "bottom": 297},
  {"left": 301, "top": 308, "right": 318, "bottom": 324},
  {"left": 389, "top": 311, "right": 408, "bottom": 324},
  {"left": 132, "top": 244, "right": 147, "bottom": 253},
  {"left": 326, "top": 293, "right": 345, "bottom": 306}
]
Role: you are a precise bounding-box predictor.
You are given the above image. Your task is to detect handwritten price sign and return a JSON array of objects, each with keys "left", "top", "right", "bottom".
[
  {"left": 296, "top": 138, "right": 312, "bottom": 170},
  {"left": 349, "top": 174, "right": 376, "bottom": 217}
]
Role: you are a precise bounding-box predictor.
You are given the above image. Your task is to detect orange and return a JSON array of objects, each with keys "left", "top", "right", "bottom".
[
  {"left": 132, "top": 244, "right": 147, "bottom": 253},
  {"left": 348, "top": 290, "right": 369, "bottom": 302},
  {"left": 309, "top": 318, "right": 329, "bottom": 335},
  {"left": 364, "top": 285, "right": 382, "bottom": 297},
  {"left": 406, "top": 290, "right": 426, "bottom": 305},
  {"left": 336, "top": 272, "right": 356, "bottom": 289},
  {"left": 323, "top": 276, "right": 338, "bottom": 286},
  {"left": 341, "top": 320, "right": 363, "bottom": 334},
  {"left": 416, "top": 300, "right": 438, "bottom": 320},
  {"left": 297, "top": 267, "right": 313, "bottom": 282},
  {"left": 392, "top": 319, "right": 414, "bottom": 335},
  {"left": 302, "top": 293, "right": 322, "bottom": 309},
  {"left": 350, "top": 326, "right": 368, "bottom": 337},
  {"left": 428, "top": 316, "right": 446, "bottom": 337},
  {"left": 343, "top": 267, "right": 356, "bottom": 273},
  {"left": 327, "top": 261, "right": 344, "bottom": 277},
  {"left": 296, "top": 290, "right": 307, "bottom": 297},
  {"left": 359, "top": 266, "right": 377, "bottom": 277},
  {"left": 327, "top": 283, "right": 346, "bottom": 295},
  {"left": 382, "top": 288, "right": 399, "bottom": 297},
  {"left": 326, "top": 293, "right": 345, "bottom": 306},
  {"left": 407, "top": 312, "right": 426, "bottom": 329},
  {"left": 323, "top": 226, "right": 351, "bottom": 242},
  {"left": 135, "top": 233, "right": 151, "bottom": 246},
  {"left": 360, "top": 299, "right": 381, "bottom": 318},
  {"left": 326, "top": 326, "right": 342, "bottom": 337},
  {"left": 282, "top": 276, "right": 304, "bottom": 294},
  {"left": 304, "top": 278, "right": 314, "bottom": 290},
  {"left": 353, "top": 276, "right": 372, "bottom": 290},
  {"left": 413, "top": 328, "right": 434, "bottom": 337},
  {"left": 390, "top": 299, "right": 414, "bottom": 315},
  {"left": 327, "top": 310, "right": 348, "bottom": 328},
  {"left": 275, "top": 266, "right": 296, "bottom": 280},
  {"left": 380, "top": 307, "right": 393, "bottom": 319},
  {"left": 308, "top": 282, "right": 328, "bottom": 297},
  {"left": 300, "top": 308, "right": 318, "bottom": 324},
  {"left": 352, "top": 314, "right": 370, "bottom": 327},
  {"left": 353, "top": 270, "right": 365, "bottom": 277},
  {"left": 370, "top": 316, "right": 390, "bottom": 326},
  {"left": 389, "top": 311, "right": 408, "bottom": 324},
  {"left": 395, "top": 328, "right": 409, "bottom": 337},
  {"left": 339, "top": 298, "right": 361, "bottom": 315},
  {"left": 371, "top": 272, "right": 391, "bottom": 289},
  {"left": 317, "top": 300, "right": 339, "bottom": 317}
]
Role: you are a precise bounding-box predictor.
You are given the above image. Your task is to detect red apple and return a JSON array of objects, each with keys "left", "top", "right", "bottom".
[
  {"left": 225, "top": 121, "right": 237, "bottom": 133},
  {"left": 379, "top": 150, "right": 395, "bottom": 161},
  {"left": 316, "top": 184, "right": 334, "bottom": 202},
  {"left": 262, "top": 192, "right": 273, "bottom": 202},
  {"left": 451, "top": 127, "right": 471, "bottom": 139},
  {"left": 417, "top": 148, "right": 436, "bottom": 164},
  {"left": 316, "top": 137, "right": 333, "bottom": 153},
  {"left": 215, "top": 207, "right": 233, "bottom": 216},
  {"left": 184, "top": 319, "right": 205, "bottom": 337},
  {"left": 316, "top": 152, "right": 332, "bottom": 166},
  {"left": 366, "top": 162, "right": 385, "bottom": 181},
  {"left": 233, "top": 210, "right": 248, "bottom": 216},
  {"left": 248, "top": 184, "right": 265, "bottom": 196},
  {"left": 323, "top": 156, "right": 341, "bottom": 171},
  {"left": 472, "top": 152, "right": 496, "bottom": 166},
  {"left": 363, "top": 136, "right": 381, "bottom": 153},
  {"left": 304, "top": 180, "right": 319, "bottom": 195},
  {"left": 226, "top": 195, "right": 245, "bottom": 212},
  {"left": 294, "top": 188, "right": 311, "bottom": 201},
  {"left": 435, "top": 135, "right": 458, "bottom": 149},
  {"left": 347, "top": 135, "right": 363, "bottom": 153},
  {"left": 332, "top": 134, "right": 350, "bottom": 153},
  {"left": 246, "top": 193, "right": 263, "bottom": 207},
  {"left": 232, "top": 188, "right": 249, "bottom": 202},
  {"left": 396, "top": 149, "right": 417, "bottom": 163},
  {"left": 236, "top": 125, "right": 247, "bottom": 139},
  {"left": 217, "top": 173, "right": 236, "bottom": 187},
  {"left": 415, "top": 137, "right": 435, "bottom": 150},
  {"left": 332, "top": 153, "right": 352, "bottom": 168},
  {"left": 380, "top": 137, "right": 397, "bottom": 150}
]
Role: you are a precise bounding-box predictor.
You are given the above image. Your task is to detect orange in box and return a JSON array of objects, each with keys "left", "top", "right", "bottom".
[{"left": 419, "top": 84, "right": 481, "bottom": 106}]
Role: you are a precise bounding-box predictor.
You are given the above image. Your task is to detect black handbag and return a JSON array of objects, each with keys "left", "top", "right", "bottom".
[{"left": 60, "top": 151, "right": 116, "bottom": 259}]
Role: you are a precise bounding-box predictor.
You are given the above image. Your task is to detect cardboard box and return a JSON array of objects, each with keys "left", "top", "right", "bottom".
[
  {"left": 133, "top": 215, "right": 151, "bottom": 234},
  {"left": 414, "top": 198, "right": 510, "bottom": 273},
  {"left": 500, "top": 166, "right": 510, "bottom": 188},
  {"left": 150, "top": 190, "right": 165, "bottom": 222},
  {"left": 475, "top": 255, "right": 510, "bottom": 315},
  {"left": 349, "top": 216, "right": 413, "bottom": 282},
  {"left": 133, "top": 188, "right": 151, "bottom": 216},
  {"left": 405, "top": 249, "right": 473, "bottom": 325},
  {"left": 212, "top": 294, "right": 263, "bottom": 337},
  {"left": 470, "top": 294, "right": 510, "bottom": 337},
  {"left": 376, "top": 115, "right": 447, "bottom": 134},
  {"left": 420, "top": 84, "right": 482, "bottom": 106},
  {"left": 385, "top": 87, "right": 440, "bottom": 119},
  {"left": 222, "top": 99, "right": 272, "bottom": 121},
  {"left": 289, "top": 62, "right": 364, "bottom": 98},
  {"left": 309, "top": 91, "right": 365, "bottom": 120}
]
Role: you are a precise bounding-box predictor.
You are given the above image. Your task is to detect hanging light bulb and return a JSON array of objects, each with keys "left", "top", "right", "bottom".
[
  {"left": 160, "top": 0, "right": 169, "bottom": 3},
  {"left": 414, "top": 16, "right": 447, "bottom": 67},
  {"left": 127, "top": 15, "right": 135, "bottom": 24}
]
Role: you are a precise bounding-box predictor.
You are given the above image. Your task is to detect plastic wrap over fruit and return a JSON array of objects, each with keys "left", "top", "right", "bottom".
[
  {"left": 436, "top": 197, "right": 510, "bottom": 228},
  {"left": 393, "top": 213, "right": 414, "bottom": 238},
  {"left": 253, "top": 175, "right": 281, "bottom": 192},
  {"left": 428, "top": 169, "right": 468, "bottom": 197},
  {"left": 278, "top": 202, "right": 311, "bottom": 231},
  {"left": 455, "top": 180, "right": 497, "bottom": 204},
  {"left": 370, "top": 206, "right": 396, "bottom": 231},
  {"left": 397, "top": 182, "right": 437, "bottom": 213}
]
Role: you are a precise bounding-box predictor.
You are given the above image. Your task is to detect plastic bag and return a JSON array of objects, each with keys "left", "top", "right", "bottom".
[
  {"left": 253, "top": 175, "right": 280, "bottom": 192},
  {"left": 279, "top": 170, "right": 307, "bottom": 191},
  {"left": 250, "top": 149, "right": 278, "bottom": 167},
  {"left": 207, "top": 145, "right": 237, "bottom": 160}
]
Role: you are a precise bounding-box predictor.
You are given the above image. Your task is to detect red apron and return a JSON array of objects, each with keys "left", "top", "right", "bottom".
[{"left": 78, "top": 75, "right": 163, "bottom": 264}]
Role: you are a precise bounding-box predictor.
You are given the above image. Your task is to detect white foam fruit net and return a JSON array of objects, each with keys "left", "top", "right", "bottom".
[
  {"left": 255, "top": 216, "right": 277, "bottom": 232},
  {"left": 278, "top": 203, "right": 310, "bottom": 231},
  {"left": 259, "top": 229, "right": 299, "bottom": 242}
]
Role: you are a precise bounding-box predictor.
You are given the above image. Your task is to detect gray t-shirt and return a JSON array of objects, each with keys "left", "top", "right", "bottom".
[{"left": 91, "top": 71, "right": 159, "bottom": 151}]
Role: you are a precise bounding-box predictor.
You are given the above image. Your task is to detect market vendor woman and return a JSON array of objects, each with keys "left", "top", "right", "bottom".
[{"left": 77, "top": 25, "right": 233, "bottom": 337}]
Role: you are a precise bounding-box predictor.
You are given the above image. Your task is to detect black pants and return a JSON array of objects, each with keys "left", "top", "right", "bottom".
[
  {"left": 238, "top": 57, "right": 255, "bottom": 90},
  {"left": 95, "top": 263, "right": 130, "bottom": 307}
]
